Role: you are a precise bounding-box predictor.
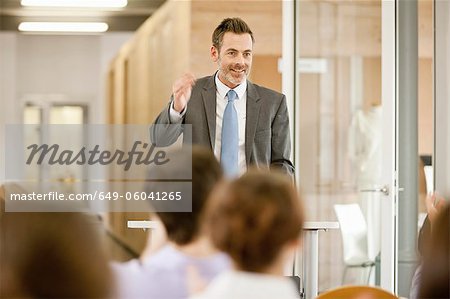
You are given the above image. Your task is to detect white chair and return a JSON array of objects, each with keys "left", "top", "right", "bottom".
[{"left": 334, "top": 203, "right": 375, "bottom": 284}]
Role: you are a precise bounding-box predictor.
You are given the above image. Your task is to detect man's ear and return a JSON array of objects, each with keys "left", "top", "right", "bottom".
[{"left": 210, "top": 46, "right": 219, "bottom": 62}]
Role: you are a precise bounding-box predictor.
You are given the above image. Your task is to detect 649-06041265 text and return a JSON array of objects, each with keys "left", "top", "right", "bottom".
[{"left": 8, "top": 191, "right": 183, "bottom": 201}]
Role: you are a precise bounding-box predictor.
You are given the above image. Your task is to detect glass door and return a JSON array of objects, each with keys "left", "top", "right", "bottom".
[
  {"left": 287, "top": 0, "right": 398, "bottom": 294},
  {"left": 23, "top": 101, "right": 87, "bottom": 194}
]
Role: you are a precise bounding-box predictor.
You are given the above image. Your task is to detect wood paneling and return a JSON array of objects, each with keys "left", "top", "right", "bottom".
[
  {"left": 250, "top": 55, "right": 282, "bottom": 93},
  {"left": 105, "top": 0, "right": 191, "bottom": 257},
  {"left": 189, "top": 0, "right": 282, "bottom": 77},
  {"left": 418, "top": 58, "right": 433, "bottom": 155},
  {"left": 363, "top": 57, "right": 381, "bottom": 108},
  {"left": 298, "top": 1, "right": 382, "bottom": 57},
  {"left": 299, "top": 0, "right": 432, "bottom": 58}
]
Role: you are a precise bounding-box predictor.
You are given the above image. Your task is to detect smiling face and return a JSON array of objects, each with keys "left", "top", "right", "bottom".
[{"left": 211, "top": 32, "right": 253, "bottom": 89}]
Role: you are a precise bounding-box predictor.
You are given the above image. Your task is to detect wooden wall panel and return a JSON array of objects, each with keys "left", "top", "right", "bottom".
[
  {"left": 419, "top": 0, "right": 433, "bottom": 58},
  {"left": 190, "top": 0, "right": 282, "bottom": 77},
  {"left": 111, "top": 49, "right": 128, "bottom": 124},
  {"left": 250, "top": 55, "right": 282, "bottom": 93},
  {"left": 120, "top": 0, "right": 191, "bottom": 125},
  {"left": 418, "top": 58, "right": 433, "bottom": 155},
  {"left": 299, "top": 0, "right": 432, "bottom": 58},
  {"left": 106, "top": 68, "right": 115, "bottom": 124},
  {"left": 105, "top": 0, "right": 191, "bottom": 257},
  {"left": 363, "top": 57, "right": 381, "bottom": 108},
  {"left": 298, "top": 1, "right": 382, "bottom": 57},
  {"left": 336, "top": 3, "right": 382, "bottom": 57}
]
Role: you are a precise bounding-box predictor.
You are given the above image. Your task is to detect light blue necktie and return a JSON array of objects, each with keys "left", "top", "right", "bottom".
[{"left": 221, "top": 89, "right": 238, "bottom": 177}]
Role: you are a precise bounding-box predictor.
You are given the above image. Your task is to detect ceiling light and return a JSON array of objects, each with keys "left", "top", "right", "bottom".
[
  {"left": 18, "top": 22, "right": 109, "bottom": 33},
  {"left": 21, "top": 0, "right": 127, "bottom": 8}
]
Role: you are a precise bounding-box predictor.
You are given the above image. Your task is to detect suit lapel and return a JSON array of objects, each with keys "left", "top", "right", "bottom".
[
  {"left": 201, "top": 76, "right": 217, "bottom": 148},
  {"left": 245, "top": 81, "right": 261, "bottom": 165}
]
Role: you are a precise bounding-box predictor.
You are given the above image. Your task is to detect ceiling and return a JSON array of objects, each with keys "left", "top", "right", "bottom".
[{"left": 0, "top": 0, "right": 166, "bottom": 32}]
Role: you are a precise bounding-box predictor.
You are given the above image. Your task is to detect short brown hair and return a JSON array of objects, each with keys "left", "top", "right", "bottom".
[
  {"left": 156, "top": 147, "right": 223, "bottom": 245},
  {"left": 419, "top": 202, "right": 450, "bottom": 298},
  {"left": 0, "top": 193, "right": 112, "bottom": 299},
  {"left": 212, "top": 17, "right": 255, "bottom": 50},
  {"left": 205, "top": 170, "right": 304, "bottom": 272}
]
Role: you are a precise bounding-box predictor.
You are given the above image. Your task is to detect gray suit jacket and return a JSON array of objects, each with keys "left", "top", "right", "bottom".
[{"left": 151, "top": 75, "right": 294, "bottom": 175}]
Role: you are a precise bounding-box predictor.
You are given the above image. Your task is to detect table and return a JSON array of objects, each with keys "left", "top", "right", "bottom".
[
  {"left": 127, "top": 220, "right": 159, "bottom": 230},
  {"left": 300, "top": 221, "right": 340, "bottom": 299},
  {"left": 127, "top": 220, "right": 339, "bottom": 299}
]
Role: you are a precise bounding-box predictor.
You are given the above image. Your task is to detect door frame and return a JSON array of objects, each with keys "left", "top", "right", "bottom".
[
  {"left": 380, "top": 0, "right": 398, "bottom": 293},
  {"left": 282, "top": 0, "right": 400, "bottom": 293}
]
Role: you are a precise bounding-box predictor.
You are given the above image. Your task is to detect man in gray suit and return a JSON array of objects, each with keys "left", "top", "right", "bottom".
[{"left": 151, "top": 17, "right": 294, "bottom": 176}]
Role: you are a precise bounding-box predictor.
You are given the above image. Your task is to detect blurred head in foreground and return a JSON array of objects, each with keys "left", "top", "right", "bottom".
[
  {"left": 205, "top": 170, "right": 304, "bottom": 273},
  {"left": 419, "top": 201, "right": 450, "bottom": 299},
  {"left": 154, "top": 146, "right": 223, "bottom": 246},
  {"left": 0, "top": 185, "right": 112, "bottom": 298}
]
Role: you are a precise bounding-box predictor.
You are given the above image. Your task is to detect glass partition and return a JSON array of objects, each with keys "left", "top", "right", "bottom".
[{"left": 296, "top": 0, "right": 383, "bottom": 290}]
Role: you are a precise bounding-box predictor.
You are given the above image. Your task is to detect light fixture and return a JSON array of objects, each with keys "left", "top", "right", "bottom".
[
  {"left": 18, "top": 22, "right": 109, "bottom": 33},
  {"left": 21, "top": 0, "right": 127, "bottom": 8}
]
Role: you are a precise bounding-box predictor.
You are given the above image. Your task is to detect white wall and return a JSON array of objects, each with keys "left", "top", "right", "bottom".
[
  {"left": 0, "top": 33, "right": 19, "bottom": 183},
  {"left": 0, "top": 32, "right": 132, "bottom": 183},
  {"left": 17, "top": 35, "right": 100, "bottom": 103},
  {"left": 435, "top": 1, "right": 450, "bottom": 197}
]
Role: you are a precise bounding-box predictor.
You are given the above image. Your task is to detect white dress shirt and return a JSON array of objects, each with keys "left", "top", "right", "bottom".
[
  {"left": 169, "top": 73, "right": 247, "bottom": 174},
  {"left": 190, "top": 270, "right": 300, "bottom": 299}
]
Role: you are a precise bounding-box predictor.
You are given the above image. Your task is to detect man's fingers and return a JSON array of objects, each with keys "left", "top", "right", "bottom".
[
  {"left": 175, "top": 85, "right": 192, "bottom": 99},
  {"left": 172, "top": 73, "right": 196, "bottom": 112},
  {"left": 180, "top": 73, "right": 196, "bottom": 89},
  {"left": 173, "top": 81, "right": 189, "bottom": 94},
  {"left": 183, "top": 72, "right": 196, "bottom": 84},
  {"left": 173, "top": 74, "right": 196, "bottom": 95}
]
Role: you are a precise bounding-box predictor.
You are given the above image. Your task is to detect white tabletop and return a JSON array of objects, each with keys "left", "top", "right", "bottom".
[
  {"left": 128, "top": 220, "right": 339, "bottom": 230},
  {"left": 127, "top": 220, "right": 159, "bottom": 229},
  {"left": 303, "top": 221, "right": 339, "bottom": 230}
]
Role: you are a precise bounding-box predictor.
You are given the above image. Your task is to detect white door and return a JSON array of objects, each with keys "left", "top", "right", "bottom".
[
  {"left": 23, "top": 99, "right": 88, "bottom": 195},
  {"left": 379, "top": 0, "right": 397, "bottom": 292},
  {"left": 283, "top": 0, "right": 399, "bottom": 294}
]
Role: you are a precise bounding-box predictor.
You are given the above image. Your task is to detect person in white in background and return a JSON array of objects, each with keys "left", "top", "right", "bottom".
[{"left": 348, "top": 104, "right": 382, "bottom": 266}]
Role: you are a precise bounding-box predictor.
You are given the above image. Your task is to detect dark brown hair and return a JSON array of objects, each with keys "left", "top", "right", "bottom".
[
  {"left": 0, "top": 186, "right": 112, "bottom": 298},
  {"left": 418, "top": 202, "right": 450, "bottom": 298},
  {"left": 205, "top": 170, "right": 304, "bottom": 272},
  {"left": 212, "top": 17, "right": 255, "bottom": 50},
  {"left": 156, "top": 147, "right": 223, "bottom": 245}
]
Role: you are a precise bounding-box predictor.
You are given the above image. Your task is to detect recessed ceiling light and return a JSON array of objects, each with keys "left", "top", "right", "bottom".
[
  {"left": 18, "top": 22, "right": 109, "bottom": 33},
  {"left": 21, "top": 0, "right": 127, "bottom": 8}
]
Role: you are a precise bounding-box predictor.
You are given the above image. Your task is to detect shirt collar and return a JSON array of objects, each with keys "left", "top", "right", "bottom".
[{"left": 215, "top": 72, "right": 247, "bottom": 100}]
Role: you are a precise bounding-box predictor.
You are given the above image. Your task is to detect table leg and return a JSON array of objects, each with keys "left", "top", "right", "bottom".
[{"left": 303, "top": 230, "right": 319, "bottom": 299}]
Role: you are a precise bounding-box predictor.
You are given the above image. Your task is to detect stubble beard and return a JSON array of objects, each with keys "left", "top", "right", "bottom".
[{"left": 218, "top": 58, "right": 250, "bottom": 87}]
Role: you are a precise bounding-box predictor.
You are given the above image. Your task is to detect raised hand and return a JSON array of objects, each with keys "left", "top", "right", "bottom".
[
  {"left": 425, "top": 192, "right": 446, "bottom": 225},
  {"left": 172, "top": 73, "right": 196, "bottom": 113}
]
